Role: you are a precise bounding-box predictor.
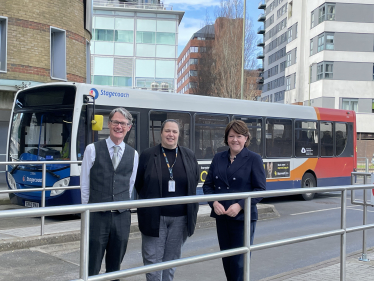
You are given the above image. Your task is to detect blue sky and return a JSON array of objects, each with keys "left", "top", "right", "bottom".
[{"left": 163, "top": 0, "right": 263, "bottom": 55}]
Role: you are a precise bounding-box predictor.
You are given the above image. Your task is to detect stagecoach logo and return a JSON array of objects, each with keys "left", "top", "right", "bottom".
[
  {"left": 89, "top": 88, "right": 99, "bottom": 100},
  {"left": 22, "top": 176, "right": 42, "bottom": 183}
]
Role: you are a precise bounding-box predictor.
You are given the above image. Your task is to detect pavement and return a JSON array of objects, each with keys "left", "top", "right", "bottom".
[{"left": 258, "top": 248, "right": 374, "bottom": 281}]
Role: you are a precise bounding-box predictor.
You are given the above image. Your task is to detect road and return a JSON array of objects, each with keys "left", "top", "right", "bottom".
[{"left": 0, "top": 191, "right": 373, "bottom": 280}]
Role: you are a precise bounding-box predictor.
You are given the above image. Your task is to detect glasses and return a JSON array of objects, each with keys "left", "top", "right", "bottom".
[{"left": 110, "top": 120, "right": 131, "bottom": 127}]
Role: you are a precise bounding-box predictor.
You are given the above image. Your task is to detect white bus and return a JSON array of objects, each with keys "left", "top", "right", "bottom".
[{"left": 6, "top": 82, "right": 356, "bottom": 206}]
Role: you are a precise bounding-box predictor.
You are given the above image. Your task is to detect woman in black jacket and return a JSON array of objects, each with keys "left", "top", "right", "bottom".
[
  {"left": 203, "top": 120, "right": 266, "bottom": 281},
  {"left": 135, "top": 119, "right": 199, "bottom": 281}
]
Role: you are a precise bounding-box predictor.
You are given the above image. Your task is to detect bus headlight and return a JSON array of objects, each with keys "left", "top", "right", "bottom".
[
  {"left": 7, "top": 172, "right": 17, "bottom": 190},
  {"left": 51, "top": 177, "right": 70, "bottom": 197}
]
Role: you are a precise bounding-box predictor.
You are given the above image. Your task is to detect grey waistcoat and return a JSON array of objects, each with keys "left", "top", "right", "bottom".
[{"left": 89, "top": 139, "right": 135, "bottom": 211}]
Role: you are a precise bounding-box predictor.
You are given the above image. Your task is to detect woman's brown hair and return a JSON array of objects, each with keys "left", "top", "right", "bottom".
[{"left": 224, "top": 120, "right": 251, "bottom": 147}]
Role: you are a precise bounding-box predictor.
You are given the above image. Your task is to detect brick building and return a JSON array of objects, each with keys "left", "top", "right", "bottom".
[{"left": 0, "top": 0, "right": 92, "bottom": 167}]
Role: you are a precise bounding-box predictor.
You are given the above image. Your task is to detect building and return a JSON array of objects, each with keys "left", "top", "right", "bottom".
[
  {"left": 176, "top": 25, "right": 214, "bottom": 94},
  {"left": 258, "top": 0, "right": 374, "bottom": 160},
  {"left": 91, "top": 0, "right": 184, "bottom": 92},
  {"left": 177, "top": 18, "right": 262, "bottom": 99},
  {"left": 0, "top": 0, "right": 92, "bottom": 169}
]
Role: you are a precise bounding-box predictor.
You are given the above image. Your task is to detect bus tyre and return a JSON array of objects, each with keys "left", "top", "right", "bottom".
[{"left": 300, "top": 173, "right": 316, "bottom": 201}]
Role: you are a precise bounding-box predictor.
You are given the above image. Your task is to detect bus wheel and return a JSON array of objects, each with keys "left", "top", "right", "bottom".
[{"left": 300, "top": 173, "right": 316, "bottom": 201}]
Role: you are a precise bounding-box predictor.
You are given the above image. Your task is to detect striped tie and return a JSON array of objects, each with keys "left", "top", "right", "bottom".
[{"left": 112, "top": 146, "right": 120, "bottom": 170}]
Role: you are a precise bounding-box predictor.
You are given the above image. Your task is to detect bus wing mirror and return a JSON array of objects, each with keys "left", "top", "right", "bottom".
[{"left": 92, "top": 115, "right": 103, "bottom": 131}]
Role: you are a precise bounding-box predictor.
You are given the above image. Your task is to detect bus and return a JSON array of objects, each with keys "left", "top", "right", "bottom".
[{"left": 6, "top": 82, "right": 356, "bottom": 207}]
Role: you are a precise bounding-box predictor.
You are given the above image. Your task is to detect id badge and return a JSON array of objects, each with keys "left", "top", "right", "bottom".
[{"left": 168, "top": 180, "right": 176, "bottom": 192}]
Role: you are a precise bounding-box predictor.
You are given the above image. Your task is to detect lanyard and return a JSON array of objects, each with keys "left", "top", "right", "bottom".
[{"left": 161, "top": 147, "right": 178, "bottom": 180}]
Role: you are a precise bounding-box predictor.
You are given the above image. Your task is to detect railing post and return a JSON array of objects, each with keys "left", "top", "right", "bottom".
[
  {"left": 80, "top": 210, "right": 90, "bottom": 280},
  {"left": 340, "top": 189, "right": 346, "bottom": 281},
  {"left": 243, "top": 196, "right": 251, "bottom": 281},
  {"left": 359, "top": 175, "right": 370, "bottom": 262},
  {"left": 365, "top": 157, "right": 369, "bottom": 173},
  {"left": 41, "top": 163, "right": 46, "bottom": 236}
]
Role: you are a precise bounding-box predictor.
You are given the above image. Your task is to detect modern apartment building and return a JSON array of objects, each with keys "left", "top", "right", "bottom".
[
  {"left": 91, "top": 0, "right": 184, "bottom": 92},
  {"left": 258, "top": 0, "right": 374, "bottom": 159}
]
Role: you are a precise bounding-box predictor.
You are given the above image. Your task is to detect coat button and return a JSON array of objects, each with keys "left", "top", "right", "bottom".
[
  {"left": 218, "top": 187, "right": 221, "bottom": 189},
  {"left": 227, "top": 187, "right": 229, "bottom": 189},
  {"left": 216, "top": 176, "right": 218, "bottom": 179},
  {"left": 233, "top": 178, "right": 236, "bottom": 180}
]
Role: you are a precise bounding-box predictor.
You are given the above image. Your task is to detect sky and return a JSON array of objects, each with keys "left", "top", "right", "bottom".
[{"left": 163, "top": 0, "right": 263, "bottom": 56}]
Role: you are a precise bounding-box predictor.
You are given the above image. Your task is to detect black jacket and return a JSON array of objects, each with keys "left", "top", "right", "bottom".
[
  {"left": 135, "top": 144, "right": 199, "bottom": 237},
  {"left": 203, "top": 148, "right": 266, "bottom": 221}
]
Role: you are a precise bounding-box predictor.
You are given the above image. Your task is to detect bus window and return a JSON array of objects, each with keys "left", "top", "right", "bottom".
[
  {"left": 97, "top": 112, "right": 138, "bottom": 150},
  {"left": 335, "top": 122, "right": 347, "bottom": 156},
  {"left": 195, "top": 114, "right": 229, "bottom": 159},
  {"left": 234, "top": 116, "right": 262, "bottom": 156},
  {"left": 295, "top": 121, "right": 318, "bottom": 157},
  {"left": 320, "top": 122, "right": 333, "bottom": 156},
  {"left": 266, "top": 118, "right": 292, "bottom": 157},
  {"left": 149, "top": 111, "right": 191, "bottom": 148}
]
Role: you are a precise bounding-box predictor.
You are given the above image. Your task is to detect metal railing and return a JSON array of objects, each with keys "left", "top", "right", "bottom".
[
  {"left": 0, "top": 160, "right": 82, "bottom": 235},
  {"left": 0, "top": 182, "right": 374, "bottom": 280}
]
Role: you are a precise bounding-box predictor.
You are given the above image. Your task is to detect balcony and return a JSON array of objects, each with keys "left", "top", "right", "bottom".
[
  {"left": 257, "top": 38, "right": 264, "bottom": 47},
  {"left": 257, "top": 25, "right": 265, "bottom": 34},
  {"left": 258, "top": 13, "right": 265, "bottom": 22},
  {"left": 93, "top": 0, "right": 172, "bottom": 10},
  {"left": 258, "top": 0, "right": 266, "bottom": 9},
  {"left": 257, "top": 77, "right": 264, "bottom": 84},
  {"left": 256, "top": 51, "right": 264, "bottom": 59},
  {"left": 257, "top": 64, "right": 264, "bottom": 71}
]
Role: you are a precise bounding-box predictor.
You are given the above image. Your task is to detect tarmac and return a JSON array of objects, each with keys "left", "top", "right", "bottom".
[{"left": 1, "top": 190, "right": 374, "bottom": 280}]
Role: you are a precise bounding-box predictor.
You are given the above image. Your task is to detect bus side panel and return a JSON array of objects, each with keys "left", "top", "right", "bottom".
[{"left": 317, "top": 176, "right": 351, "bottom": 187}]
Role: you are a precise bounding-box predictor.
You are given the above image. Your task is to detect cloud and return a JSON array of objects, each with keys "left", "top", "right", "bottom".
[{"left": 177, "top": 17, "right": 205, "bottom": 52}]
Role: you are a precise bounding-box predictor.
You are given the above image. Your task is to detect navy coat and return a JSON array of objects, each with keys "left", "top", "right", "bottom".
[{"left": 203, "top": 148, "right": 266, "bottom": 221}]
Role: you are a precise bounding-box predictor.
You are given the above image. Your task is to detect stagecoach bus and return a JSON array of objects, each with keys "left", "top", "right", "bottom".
[{"left": 6, "top": 82, "right": 356, "bottom": 207}]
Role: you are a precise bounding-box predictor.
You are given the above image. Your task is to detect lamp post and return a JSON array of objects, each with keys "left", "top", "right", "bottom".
[{"left": 240, "top": 0, "right": 246, "bottom": 100}]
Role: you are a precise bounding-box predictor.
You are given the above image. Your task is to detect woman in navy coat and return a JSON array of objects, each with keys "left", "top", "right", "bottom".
[{"left": 203, "top": 120, "right": 266, "bottom": 281}]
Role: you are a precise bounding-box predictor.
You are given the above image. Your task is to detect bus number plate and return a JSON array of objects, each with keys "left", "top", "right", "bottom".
[{"left": 25, "top": 201, "right": 39, "bottom": 208}]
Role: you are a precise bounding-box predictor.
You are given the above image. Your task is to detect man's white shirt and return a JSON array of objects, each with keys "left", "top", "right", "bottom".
[{"left": 80, "top": 138, "right": 139, "bottom": 205}]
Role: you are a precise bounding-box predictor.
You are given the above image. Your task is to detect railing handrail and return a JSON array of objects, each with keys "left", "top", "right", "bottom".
[{"left": 0, "top": 184, "right": 372, "bottom": 219}]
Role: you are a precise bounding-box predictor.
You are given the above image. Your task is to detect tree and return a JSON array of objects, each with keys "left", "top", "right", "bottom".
[{"left": 191, "top": 0, "right": 258, "bottom": 100}]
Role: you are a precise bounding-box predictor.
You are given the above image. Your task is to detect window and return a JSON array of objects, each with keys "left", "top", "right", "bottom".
[
  {"left": 294, "top": 73, "right": 296, "bottom": 88},
  {"left": 325, "top": 63, "right": 333, "bottom": 79},
  {"left": 288, "top": 1, "right": 293, "bottom": 18},
  {"left": 335, "top": 123, "right": 347, "bottom": 156},
  {"left": 318, "top": 3, "right": 335, "bottom": 24},
  {"left": 149, "top": 111, "right": 190, "bottom": 148},
  {"left": 266, "top": 118, "right": 292, "bottom": 157},
  {"left": 195, "top": 114, "right": 229, "bottom": 159},
  {"left": 287, "top": 27, "right": 292, "bottom": 43},
  {"left": 156, "top": 32, "right": 175, "bottom": 45},
  {"left": 136, "top": 31, "right": 155, "bottom": 44},
  {"left": 294, "top": 48, "right": 297, "bottom": 63},
  {"left": 234, "top": 116, "right": 263, "bottom": 156},
  {"left": 189, "top": 70, "right": 197, "bottom": 76},
  {"left": 320, "top": 122, "right": 333, "bottom": 156},
  {"left": 50, "top": 27, "right": 66, "bottom": 80},
  {"left": 286, "top": 76, "right": 290, "bottom": 90},
  {"left": 190, "top": 58, "right": 198, "bottom": 65},
  {"left": 295, "top": 121, "right": 318, "bottom": 157},
  {"left": 286, "top": 52, "right": 291, "bottom": 67},
  {"left": 372, "top": 99, "right": 374, "bottom": 113},
  {"left": 326, "top": 4, "right": 336, "bottom": 21},
  {"left": 317, "top": 62, "right": 333, "bottom": 80},
  {"left": 190, "top": 46, "right": 198, "bottom": 53},
  {"left": 342, "top": 98, "right": 358, "bottom": 112},
  {"left": 200, "top": 47, "right": 207, "bottom": 53},
  {"left": 317, "top": 34, "right": 324, "bottom": 52},
  {"left": 311, "top": 11, "right": 315, "bottom": 28},
  {"left": 310, "top": 40, "right": 313, "bottom": 56},
  {"left": 0, "top": 17, "right": 7, "bottom": 72},
  {"left": 325, "top": 33, "right": 334, "bottom": 50},
  {"left": 115, "top": 30, "right": 133, "bottom": 43}
]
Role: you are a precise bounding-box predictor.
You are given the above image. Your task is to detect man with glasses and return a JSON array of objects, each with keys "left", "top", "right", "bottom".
[{"left": 81, "top": 107, "right": 138, "bottom": 280}]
